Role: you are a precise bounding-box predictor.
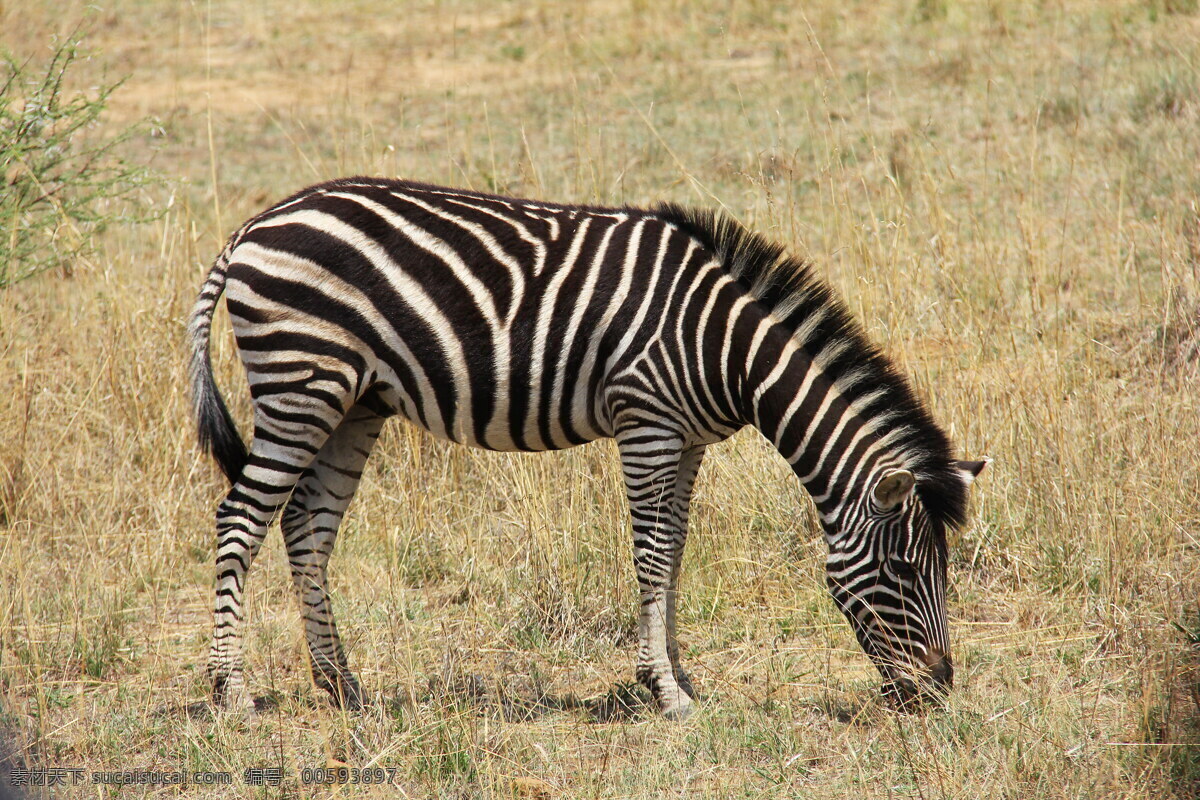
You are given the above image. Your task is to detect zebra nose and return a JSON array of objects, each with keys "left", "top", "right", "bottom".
[{"left": 925, "top": 653, "right": 953, "bottom": 688}]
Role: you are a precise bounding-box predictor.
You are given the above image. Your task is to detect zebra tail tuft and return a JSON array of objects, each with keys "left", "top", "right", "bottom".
[{"left": 187, "top": 245, "right": 248, "bottom": 484}]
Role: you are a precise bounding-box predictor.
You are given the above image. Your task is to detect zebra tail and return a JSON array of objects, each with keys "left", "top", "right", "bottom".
[{"left": 187, "top": 242, "right": 248, "bottom": 484}]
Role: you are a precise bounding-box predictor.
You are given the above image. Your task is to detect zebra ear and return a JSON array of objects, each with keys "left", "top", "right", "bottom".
[
  {"left": 955, "top": 458, "right": 990, "bottom": 487},
  {"left": 873, "top": 469, "right": 916, "bottom": 510}
]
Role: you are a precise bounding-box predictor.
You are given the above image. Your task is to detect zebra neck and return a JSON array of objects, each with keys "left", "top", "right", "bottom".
[{"left": 742, "top": 320, "right": 894, "bottom": 522}]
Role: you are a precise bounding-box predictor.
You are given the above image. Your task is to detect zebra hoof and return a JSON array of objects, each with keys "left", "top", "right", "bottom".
[
  {"left": 212, "top": 685, "right": 256, "bottom": 716},
  {"left": 674, "top": 670, "right": 697, "bottom": 700},
  {"left": 661, "top": 702, "right": 695, "bottom": 722},
  {"left": 319, "top": 675, "right": 366, "bottom": 710}
]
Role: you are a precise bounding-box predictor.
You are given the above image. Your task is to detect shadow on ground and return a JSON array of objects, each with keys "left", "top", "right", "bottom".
[
  {"left": 407, "top": 671, "right": 658, "bottom": 723},
  {"left": 158, "top": 677, "right": 659, "bottom": 724},
  {"left": 166, "top": 693, "right": 293, "bottom": 722}
]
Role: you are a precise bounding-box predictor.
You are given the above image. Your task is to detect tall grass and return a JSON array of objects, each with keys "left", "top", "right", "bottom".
[{"left": 0, "top": 0, "right": 1197, "bottom": 797}]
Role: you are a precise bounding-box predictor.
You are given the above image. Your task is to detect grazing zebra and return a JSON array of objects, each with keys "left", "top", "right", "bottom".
[{"left": 188, "top": 178, "right": 986, "bottom": 719}]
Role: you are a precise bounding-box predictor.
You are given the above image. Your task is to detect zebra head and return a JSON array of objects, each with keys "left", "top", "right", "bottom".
[{"left": 824, "top": 459, "right": 987, "bottom": 707}]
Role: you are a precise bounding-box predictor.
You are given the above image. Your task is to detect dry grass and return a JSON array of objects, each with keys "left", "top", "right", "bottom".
[{"left": 1, "top": 0, "right": 1198, "bottom": 797}]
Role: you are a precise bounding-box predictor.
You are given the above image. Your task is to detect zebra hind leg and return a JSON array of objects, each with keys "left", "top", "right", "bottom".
[
  {"left": 281, "top": 400, "right": 387, "bottom": 710},
  {"left": 208, "top": 402, "right": 338, "bottom": 713}
]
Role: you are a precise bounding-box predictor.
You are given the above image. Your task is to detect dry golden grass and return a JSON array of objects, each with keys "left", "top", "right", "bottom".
[{"left": 1, "top": 0, "right": 1199, "bottom": 797}]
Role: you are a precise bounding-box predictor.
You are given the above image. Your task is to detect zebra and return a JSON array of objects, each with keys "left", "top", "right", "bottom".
[{"left": 188, "top": 177, "right": 987, "bottom": 719}]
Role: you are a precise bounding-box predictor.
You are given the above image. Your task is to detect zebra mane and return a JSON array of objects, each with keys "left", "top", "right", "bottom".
[{"left": 654, "top": 203, "right": 969, "bottom": 530}]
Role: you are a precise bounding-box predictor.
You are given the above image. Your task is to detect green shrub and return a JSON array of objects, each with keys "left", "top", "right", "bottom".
[{"left": 1, "top": 32, "right": 155, "bottom": 288}]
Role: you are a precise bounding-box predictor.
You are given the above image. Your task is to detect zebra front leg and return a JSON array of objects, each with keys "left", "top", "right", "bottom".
[
  {"left": 281, "top": 403, "right": 386, "bottom": 709},
  {"left": 618, "top": 430, "right": 693, "bottom": 720},
  {"left": 665, "top": 444, "right": 705, "bottom": 700},
  {"left": 663, "top": 586, "right": 693, "bottom": 700}
]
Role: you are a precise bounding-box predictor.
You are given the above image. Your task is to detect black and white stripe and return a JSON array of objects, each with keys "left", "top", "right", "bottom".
[{"left": 188, "top": 178, "right": 985, "bottom": 716}]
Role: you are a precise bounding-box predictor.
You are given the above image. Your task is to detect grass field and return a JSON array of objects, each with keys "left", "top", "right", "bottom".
[{"left": 2, "top": 0, "right": 1199, "bottom": 797}]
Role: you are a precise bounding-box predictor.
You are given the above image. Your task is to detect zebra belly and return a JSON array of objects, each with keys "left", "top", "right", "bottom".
[{"left": 367, "top": 340, "right": 614, "bottom": 455}]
